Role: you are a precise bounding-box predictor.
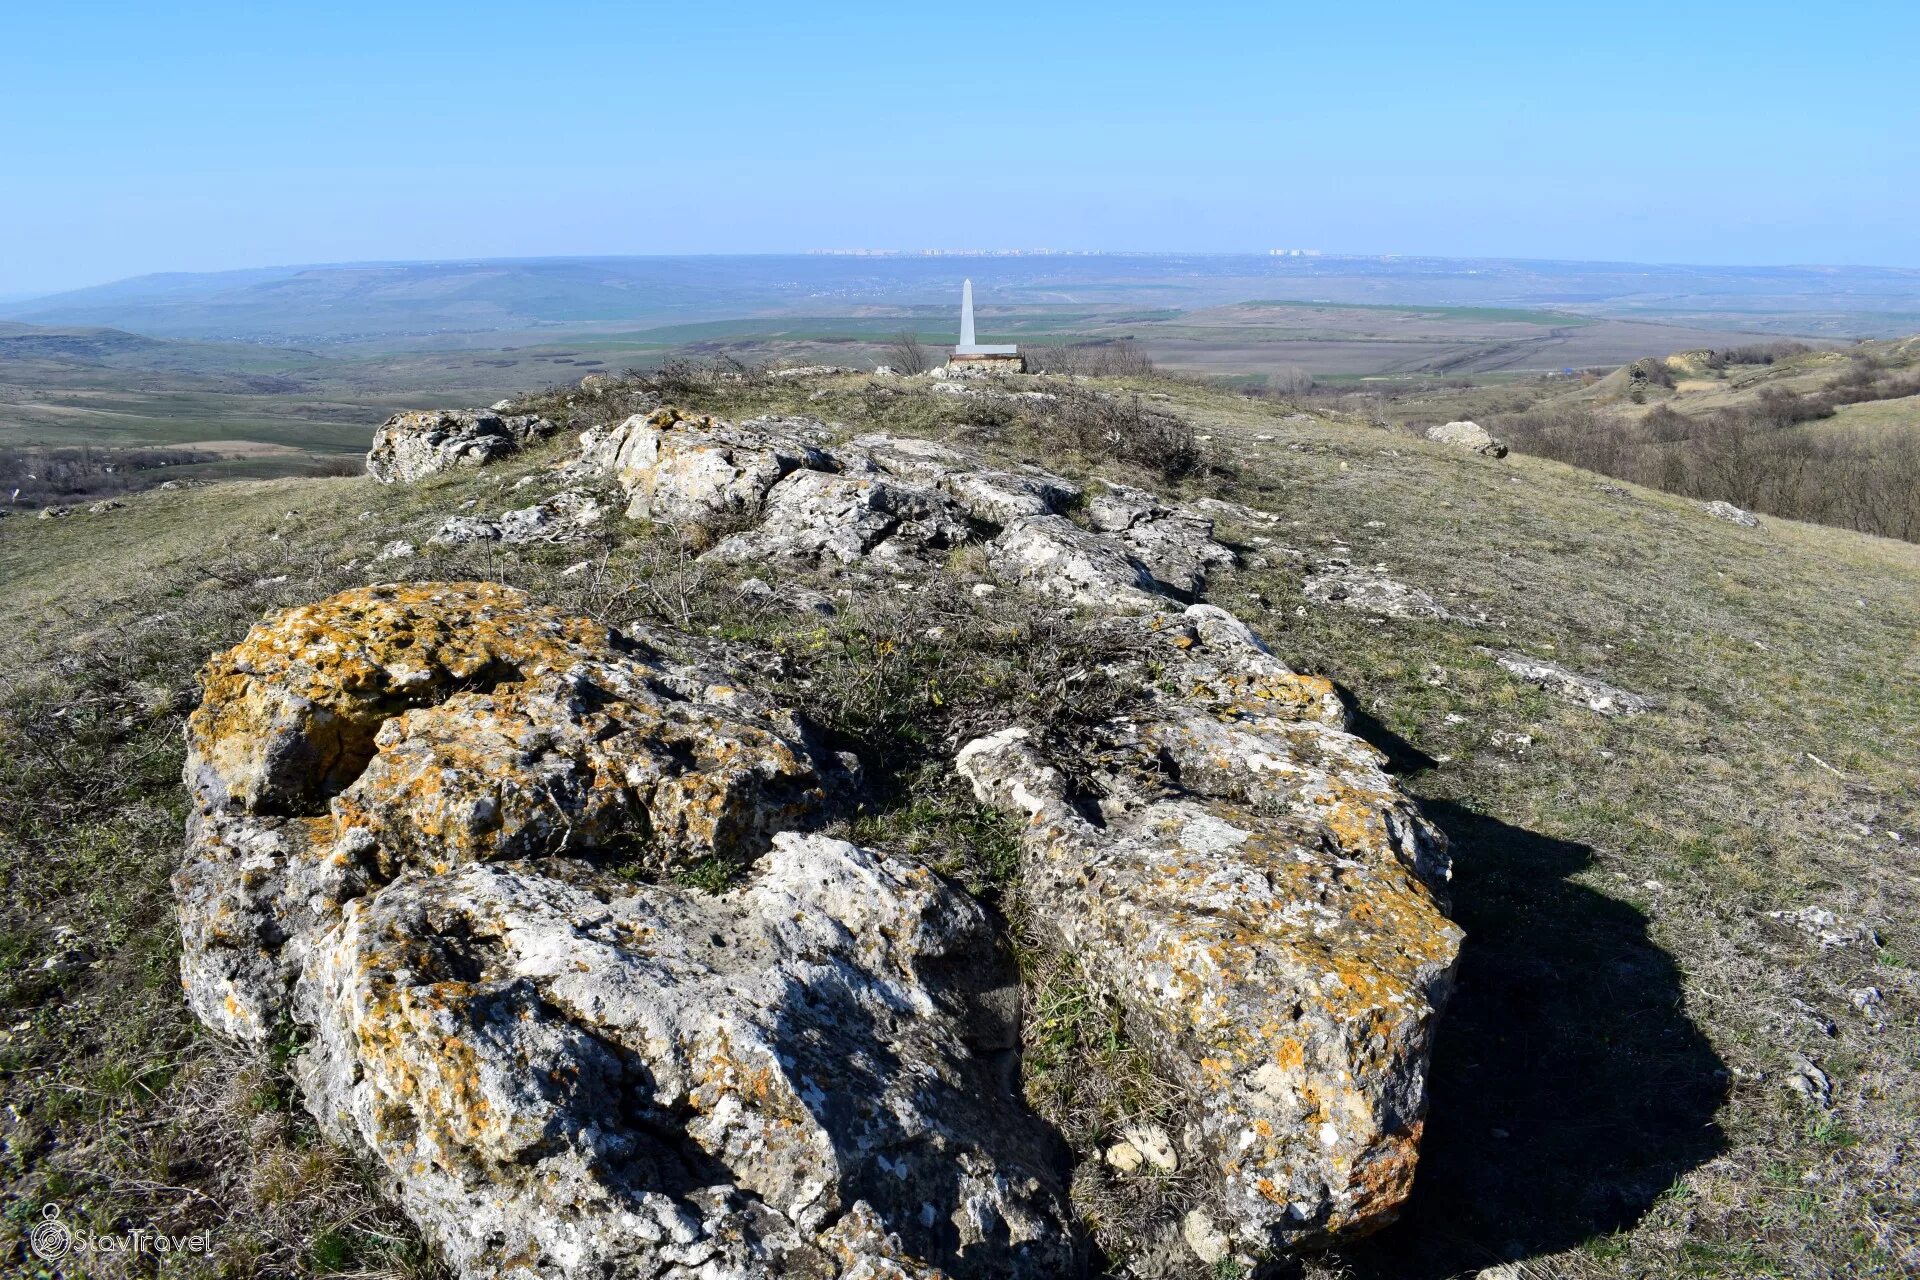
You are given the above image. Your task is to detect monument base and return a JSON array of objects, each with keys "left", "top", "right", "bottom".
[{"left": 941, "top": 351, "right": 1029, "bottom": 376}]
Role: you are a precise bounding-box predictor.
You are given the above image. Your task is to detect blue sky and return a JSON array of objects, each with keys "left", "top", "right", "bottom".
[{"left": 3, "top": 1, "right": 1915, "bottom": 295}]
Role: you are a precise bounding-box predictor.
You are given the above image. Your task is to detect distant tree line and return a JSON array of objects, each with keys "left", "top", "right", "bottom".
[
  {"left": 0, "top": 445, "right": 223, "bottom": 508},
  {"left": 1492, "top": 354, "right": 1920, "bottom": 543}
]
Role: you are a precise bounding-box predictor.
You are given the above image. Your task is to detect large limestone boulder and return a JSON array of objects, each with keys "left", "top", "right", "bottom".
[
  {"left": 177, "top": 582, "right": 1075, "bottom": 1278},
  {"left": 1425, "top": 420, "right": 1508, "bottom": 458},
  {"left": 579, "top": 408, "right": 836, "bottom": 524},
  {"left": 178, "top": 582, "right": 846, "bottom": 1042},
  {"left": 367, "top": 410, "right": 559, "bottom": 483},
  {"left": 958, "top": 604, "right": 1462, "bottom": 1263}
]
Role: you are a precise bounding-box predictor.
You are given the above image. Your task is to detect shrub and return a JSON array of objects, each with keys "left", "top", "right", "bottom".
[
  {"left": 1047, "top": 389, "right": 1209, "bottom": 482},
  {"left": 1025, "top": 340, "right": 1155, "bottom": 378}
]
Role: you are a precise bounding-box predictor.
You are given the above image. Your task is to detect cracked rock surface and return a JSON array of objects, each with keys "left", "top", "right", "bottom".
[
  {"left": 367, "top": 409, "right": 560, "bottom": 483},
  {"left": 178, "top": 581, "right": 1071, "bottom": 1278},
  {"left": 958, "top": 603, "right": 1462, "bottom": 1259}
]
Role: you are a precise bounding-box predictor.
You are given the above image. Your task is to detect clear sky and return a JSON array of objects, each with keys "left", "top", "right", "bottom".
[{"left": 3, "top": 1, "right": 1916, "bottom": 296}]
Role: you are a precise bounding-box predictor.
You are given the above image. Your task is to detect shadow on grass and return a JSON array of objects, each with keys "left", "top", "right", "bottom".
[{"left": 1330, "top": 800, "right": 1729, "bottom": 1277}]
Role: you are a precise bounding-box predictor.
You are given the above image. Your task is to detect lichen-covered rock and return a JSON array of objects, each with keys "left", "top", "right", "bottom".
[
  {"left": 1488, "top": 649, "right": 1655, "bottom": 716},
  {"left": 989, "top": 515, "right": 1163, "bottom": 609},
  {"left": 294, "top": 836, "right": 1071, "bottom": 1280},
  {"left": 958, "top": 603, "right": 1462, "bottom": 1262},
  {"left": 1425, "top": 420, "right": 1507, "bottom": 458},
  {"left": 178, "top": 582, "right": 844, "bottom": 1042},
  {"left": 848, "top": 432, "right": 1081, "bottom": 525},
  {"left": 367, "top": 410, "right": 559, "bottom": 483},
  {"left": 710, "top": 468, "right": 974, "bottom": 566},
  {"left": 178, "top": 583, "right": 1075, "bottom": 1278},
  {"left": 570, "top": 410, "right": 1240, "bottom": 600}
]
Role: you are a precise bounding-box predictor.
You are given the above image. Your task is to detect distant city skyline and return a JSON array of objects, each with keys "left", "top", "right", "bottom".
[{"left": 5, "top": 1, "right": 1916, "bottom": 296}]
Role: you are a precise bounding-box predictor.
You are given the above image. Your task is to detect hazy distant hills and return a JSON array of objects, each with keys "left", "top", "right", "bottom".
[{"left": 6, "top": 254, "right": 1920, "bottom": 344}]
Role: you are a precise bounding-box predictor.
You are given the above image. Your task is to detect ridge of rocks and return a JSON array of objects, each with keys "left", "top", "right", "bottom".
[{"left": 177, "top": 405, "right": 1466, "bottom": 1276}]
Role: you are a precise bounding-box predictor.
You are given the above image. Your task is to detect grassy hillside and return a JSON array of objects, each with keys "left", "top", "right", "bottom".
[{"left": 0, "top": 370, "right": 1915, "bottom": 1277}]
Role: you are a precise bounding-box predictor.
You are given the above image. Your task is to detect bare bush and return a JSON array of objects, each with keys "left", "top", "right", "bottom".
[
  {"left": 0, "top": 445, "right": 223, "bottom": 507},
  {"left": 885, "top": 330, "right": 929, "bottom": 375},
  {"left": 1026, "top": 339, "right": 1155, "bottom": 378},
  {"left": 1492, "top": 360, "right": 1920, "bottom": 543},
  {"left": 1047, "top": 389, "right": 1210, "bottom": 482},
  {"left": 1705, "top": 341, "right": 1815, "bottom": 368}
]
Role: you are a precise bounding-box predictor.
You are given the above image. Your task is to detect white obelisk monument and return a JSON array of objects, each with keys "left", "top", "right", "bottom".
[
  {"left": 959, "top": 278, "right": 978, "bottom": 351},
  {"left": 948, "top": 278, "right": 1024, "bottom": 369}
]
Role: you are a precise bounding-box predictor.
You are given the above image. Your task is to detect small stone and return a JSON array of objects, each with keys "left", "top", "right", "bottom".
[
  {"left": 1785, "top": 1053, "right": 1833, "bottom": 1108},
  {"left": 1121, "top": 1124, "right": 1178, "bottom": 1172},
  {"left": 1104, "top": 1141, "right": 1145, "bottom": 1174},
  {"left": 1182, "top": 1209, "right": 1232, "bottom": 1264}
]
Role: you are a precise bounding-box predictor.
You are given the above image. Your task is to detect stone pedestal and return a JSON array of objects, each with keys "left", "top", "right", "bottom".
[{"left": 943, "top": 351, "right": 1029, "bottom": 376}]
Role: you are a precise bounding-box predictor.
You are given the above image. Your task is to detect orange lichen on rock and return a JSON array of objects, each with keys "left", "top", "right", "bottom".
[{"left": 958, "top": 601, "right": 1462, "bottom": 1260}]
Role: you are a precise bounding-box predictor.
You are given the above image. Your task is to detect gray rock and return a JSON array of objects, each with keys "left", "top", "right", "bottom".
[
  {"left": 1767, "top": 905, "right": 1876, "bottom": 949},
  {"left": 1302, "top": 561, "right": 1454, "bottom": 621},
  {"left": 1785, "top": 1053, "right": 1833, "bottom": 1108},
  {"left": 367, "top": 410, "right": 559, "bottom": 483},
  {"left": 1425, "top": 420, "right": 1508, "bottom": 458},
  {"left": 295, "top": 836, "right": 1071, "bottom": 1280},
  {"left": 989, "top": 515, "right": 1162, "bottom": 609},
  {"left": 1701, "top": 499, "right": 1761, "bottom": 527},
  {"left": 957, "top": 603, "right": 1461, "bottom": 1256},
  {"left": 428, "top": 490, "right": 605, "bottom": 546},
  {"left": 709, "top": 468, "right": 972, "bottom": 566},
  {"left": 580, "top": 408, "right": 830, "bottom": 525},
  {"left": 1487, "top": 650, "right": 1655, "bottom": 716},
  {"left": 177, "top": 582, "right": 1072, "bottom": 1279}
]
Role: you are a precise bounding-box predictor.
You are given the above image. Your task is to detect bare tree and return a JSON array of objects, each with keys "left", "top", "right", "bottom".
[{"left": 886, "top": 330, "right": 928, "bottom": 374}]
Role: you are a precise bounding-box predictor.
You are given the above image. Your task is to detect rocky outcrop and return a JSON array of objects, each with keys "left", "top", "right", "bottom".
[
  {"left": 177, "top": 582, "right": 1073, "bottom": 1278},
  {"left": 957, "top": 604, "right": 1462, "bottom": 1263},
  {"left": 1424, "top": 420, "right": 1507, "bottom": 458},
  {"left": 182, "top": 403, "right": 1465, "bottom": 1275},
  {"left": 367, "top": 410, "right": 560, "bottom": 483},
  {"left": 178, "top": 582, "right": 848, "bottom": 1041},
  {"left": 574, "top": 410, "right": 1239, "bottom": 604},
  {"left": 1488, "top": 649, "right": 1655, "bottom": 716}
]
